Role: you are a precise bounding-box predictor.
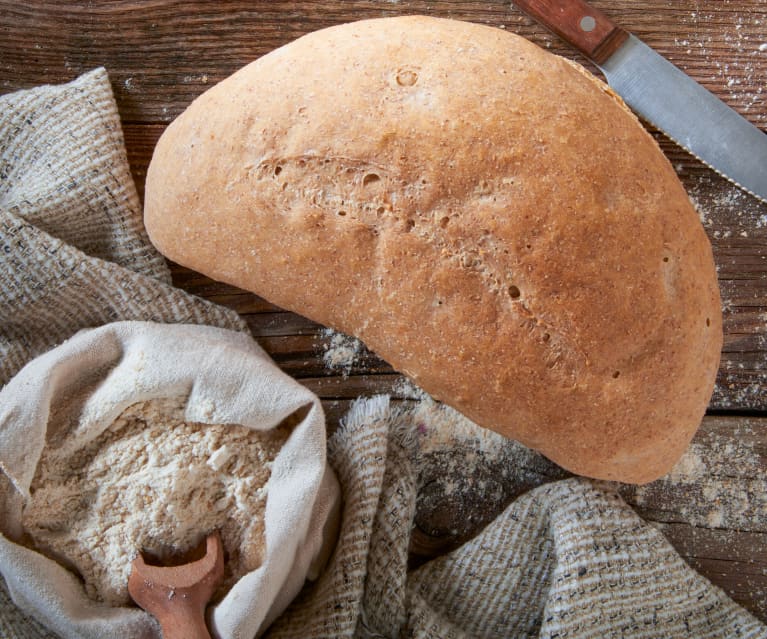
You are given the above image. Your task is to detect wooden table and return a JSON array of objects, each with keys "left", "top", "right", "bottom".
[{"left": 2, "top": 0, "right": 766, "bottom": 623}]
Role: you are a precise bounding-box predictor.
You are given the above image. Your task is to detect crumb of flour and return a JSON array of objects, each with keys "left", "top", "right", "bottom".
[
  {"left": 319, "top": 328, "right": 362, "bottom": 376},
  {"left": 22, "top": 397, "right": 290, "bottom": 606},
  {"left": 392, "top": 376, "right": 431, "bottom": 401}
]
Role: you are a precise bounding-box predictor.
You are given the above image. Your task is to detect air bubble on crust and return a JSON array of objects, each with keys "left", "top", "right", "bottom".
[
  {"left": 363, "top": 173, "right": 381, "bottom": 187},
  {"left": 396, "top": 68, "right": 419, "bottom": 86}
]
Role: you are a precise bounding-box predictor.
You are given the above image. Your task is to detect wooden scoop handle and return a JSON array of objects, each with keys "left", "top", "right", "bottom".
[
  {"left": 146, "top": 602, "right": 211, "bottom": 639},
  {"left": 513, "top": 0, "right": 629, "bottom": 64},
  {"left": 128, "top": 532, "right": 224, "bottom": 639}
]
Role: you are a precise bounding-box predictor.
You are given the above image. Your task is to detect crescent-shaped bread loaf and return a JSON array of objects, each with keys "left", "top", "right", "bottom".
[{"left": 144, "top": 16, "right": 722, "bottom": 483}]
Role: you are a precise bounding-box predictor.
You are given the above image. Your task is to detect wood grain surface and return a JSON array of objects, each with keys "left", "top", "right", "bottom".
[{"left": 2, "top": 0, "right": 766, "bottom": 624}]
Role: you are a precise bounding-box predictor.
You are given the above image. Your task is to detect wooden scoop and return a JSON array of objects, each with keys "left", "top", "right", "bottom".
[{"left": 128, "top": 531, "right": 224, "bottom": 639}]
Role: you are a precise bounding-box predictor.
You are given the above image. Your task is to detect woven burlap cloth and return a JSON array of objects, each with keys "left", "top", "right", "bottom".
[{"left": 1, "top": 69, "right": 765, "bottom": 639}]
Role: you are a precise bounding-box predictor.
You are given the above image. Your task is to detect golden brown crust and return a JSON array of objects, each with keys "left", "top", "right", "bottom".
[{"left": 144, "top": 16, "right": 722, "bottom": 483}]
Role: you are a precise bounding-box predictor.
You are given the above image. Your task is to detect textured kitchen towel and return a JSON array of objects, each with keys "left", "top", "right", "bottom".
[
  {"left": 267, "top": 396, "right": 767, "bottom": 639},
  {"left": 2, "top": 69, "right": 766, "bottom": 639},
  {"left": 0, "top": 66, "right": 247, "bottom": 388},
  {"left": 0, "top": 69, "right": 340, "bottom": 638}
]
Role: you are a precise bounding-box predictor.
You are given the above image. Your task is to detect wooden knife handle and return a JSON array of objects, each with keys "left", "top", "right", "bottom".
[{"left": 513, "top": 0, "right": 629, "bottom": 64}]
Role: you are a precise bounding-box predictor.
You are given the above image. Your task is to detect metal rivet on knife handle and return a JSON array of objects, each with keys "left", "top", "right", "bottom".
[
  {"left": 513, "top": 0, "right": 629, "bottom": 64},
  {"left": 579, "top": 16, "right": 596, "bottom": 33}
]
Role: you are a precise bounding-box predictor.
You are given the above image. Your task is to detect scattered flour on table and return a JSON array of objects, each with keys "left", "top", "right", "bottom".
[
  {"left": 386, "top": 387, "right": 565, "bottom": 544},
  {"left": 621, "top": 424, "right": 767, "bottom": 613},
  {"left": 673, "top": 8, "right": 766, "bottom": 130},
  {"left": 22, "top": 397, "right": 290, "bottom": 606},
  {"left": 392, "top": 376, "right": 431, "bottom": 401},
  {"left": 319, "top": 328, "right": 362, "bottom": 376},
  {"left": 622, "top": 424, "right": 767, "bottom": 533},
  {"left": 685, "top": 181, "right": 767, "bottom": 411},
  {"left": 688, "top": 193, "right": 711, "bottom": 228}
]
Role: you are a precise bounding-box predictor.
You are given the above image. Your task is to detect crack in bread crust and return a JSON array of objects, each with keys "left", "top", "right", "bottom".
[{"left": 251, "top": 153, "right": 585, "bottom": 387}]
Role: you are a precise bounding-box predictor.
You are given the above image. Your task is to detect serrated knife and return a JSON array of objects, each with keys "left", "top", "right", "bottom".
[{"left": 513, "top": 0, "right": 767, "bottom": 203}]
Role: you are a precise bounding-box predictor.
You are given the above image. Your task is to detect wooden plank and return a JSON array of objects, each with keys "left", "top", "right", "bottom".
[
  {"left": 619, "top": 418, "right": 767, "bottom": 532},
  {"left": 2, "top": 1, "right": 765, "bottom": 127},
  {"left": 301, "top": 373, "right": 405, "bottom": 399},
  {"left": 258, "top": 334, "right": 395, "bottom": 377}
]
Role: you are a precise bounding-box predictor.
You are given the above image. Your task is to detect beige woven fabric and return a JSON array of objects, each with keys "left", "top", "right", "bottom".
[
  {"left": 0, "top": 321, "right": 340, "bottom": 639},
  {"left": 265, "top": 397, "right": 767, "bottom": 639},
  {"left": 2, "top": 69, "right": 766, "bottom": 639},
  {"left": 0, "top": 67, "right": 247, "bottom": 387},
  {"left": 0, "top": 67, "right": 246, "bottom": 638}
]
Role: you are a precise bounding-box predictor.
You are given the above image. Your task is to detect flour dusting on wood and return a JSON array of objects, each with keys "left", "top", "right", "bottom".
[
  {"left": 686, "top": 177, "right": 767, "bottom": 412},
  {"left": 319, "top": 328, "right": 363, "bottom": 376},
  {"left": 392, "top": 391, "right": 565, "bottom": 552},
  {"left": 621, "top": 425, "right": 767, "bottom": 532}
]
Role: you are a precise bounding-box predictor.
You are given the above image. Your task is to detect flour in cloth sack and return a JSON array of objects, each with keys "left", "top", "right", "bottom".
[{"left": 22, "top": 396, "right": 290, "bottom": 606}]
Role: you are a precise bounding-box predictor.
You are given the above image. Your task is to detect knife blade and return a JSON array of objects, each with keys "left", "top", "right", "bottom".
[{"left": 513, "top": 0, "right": 767, "bottom": 203}]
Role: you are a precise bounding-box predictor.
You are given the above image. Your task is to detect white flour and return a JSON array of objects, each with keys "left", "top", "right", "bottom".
[
  {"left": 22, "top": 397, "right": 289, "bottom": 606},
  {"left": 319, "top": 328, "right": 362, "bottom": 376}
]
